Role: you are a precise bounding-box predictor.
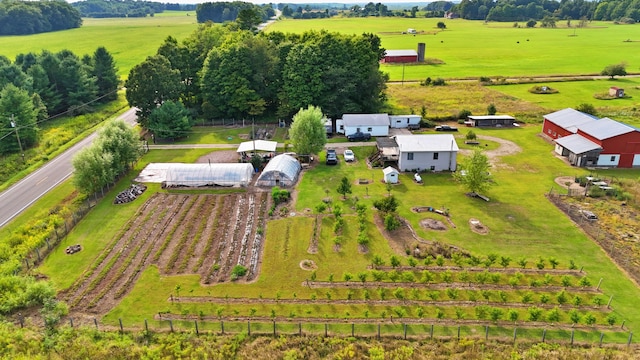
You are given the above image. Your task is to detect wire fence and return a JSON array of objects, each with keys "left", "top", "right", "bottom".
[{"left": 24, "top": 316, "right": 635, "bottom": 348}]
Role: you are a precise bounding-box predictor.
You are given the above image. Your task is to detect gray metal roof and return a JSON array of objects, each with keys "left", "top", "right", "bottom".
[
  {"left": 385, "top": 50, "right": 418, "bottom": 57},
  {"left": 342, "top": 114, "right": 389, "bottom": 127},
  {"left": 555, "top": 134, "right": 602, "bottom": 154},
  {"left": 544, "top": 108, "right": 597, "bottom": 132},
  {"left": 577, "top": 117, "right": 636, "bottom": 140},
  {"left": 468, "top": 115, "right": 515, "bottom": 120},
  {"left": 394, "top": 134, "right": 459, "bottom": 153}
]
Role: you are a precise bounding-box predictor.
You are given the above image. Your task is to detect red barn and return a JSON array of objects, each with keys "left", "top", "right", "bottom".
[
  {"left": 543, "top": 108, "right": 640, "bottom": 168},
  {"left": 382, "top": 50, "right": 418, "bottom": 63}
]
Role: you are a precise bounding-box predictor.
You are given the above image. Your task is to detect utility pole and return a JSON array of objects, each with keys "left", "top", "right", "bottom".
[{"left": 10, "top": 114, "right": 24, "bottom": 162}]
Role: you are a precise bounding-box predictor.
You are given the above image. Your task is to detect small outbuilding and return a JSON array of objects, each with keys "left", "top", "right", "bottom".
[
  {"left": 163, "top": 163, "right": 254, "bottom": 187},
  {"left": 389, "top": 115, "right": 421, "bottom": 129},
  {"left": 382, "top": 50, "right": 418, "bottom": 63},
  {"left": 256, "top": 154, "right": 301, "bottom": 187},
  {"left": 337, "top": 114, "right": 390, "bottom": 137},
  {"left": 467, "top": 115, "right": 516, "bottom": 128},
  {"left": 383, "top": 166, "right": 399, "bottom": 184},
  {"left": 609, "top": 87, "right": 624, "bottom": 98}
]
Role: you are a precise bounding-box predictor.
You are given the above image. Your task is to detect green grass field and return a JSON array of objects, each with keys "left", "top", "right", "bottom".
[
  {"left": 267, "top": 18, "right": 640, "bottom": 81},
  {"left": 0, "top": 13, "right": 198, "bottom": 77}
]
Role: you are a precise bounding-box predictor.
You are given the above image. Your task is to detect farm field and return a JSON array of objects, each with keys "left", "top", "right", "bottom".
[
  {"left": 267, "top": 18, "right": 640, "bottom": 81},
  {"left": 0, "top": 13, "right": 198, "bottom": 77},
  {"left": 35, "top": 126, "right": 640, "bottom": 344}
]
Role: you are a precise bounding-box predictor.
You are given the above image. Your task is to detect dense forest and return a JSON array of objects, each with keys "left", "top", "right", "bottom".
[
  {"left": 196, "top": 2, "right": 275, "bottom": 23},
  {"left": 125, "top": 23, "right": 387, "bottom": 131},
  {"left": 0, "top": 1, "right": 81, "bottom": 35},
  {"left": 71, "top": 0, "right": 194, "bottom": 18}
]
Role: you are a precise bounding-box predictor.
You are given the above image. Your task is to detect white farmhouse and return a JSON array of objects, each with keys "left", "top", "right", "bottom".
[{"left": 394, "top": 134, "right": 458, "bottom": 172}]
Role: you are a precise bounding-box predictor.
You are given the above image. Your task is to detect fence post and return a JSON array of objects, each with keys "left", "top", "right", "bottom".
[
  {"left": 621, "top": 320, "right": 626, "bottom": 330},
  {"left": 352, "top": 323, "right": 355, "bottom": 337},
  {"left": 19, "top": 314, "right": 24, "bottom": 328},
  {"left": 248, "top": 321, "right": 251, "bottom": 336},
  {"left": 273, "top": 320, "right": 276, "bottom": 337},
  {"left": 628, "top": 332, "right": 633, "bottom": 346},
  {"left": 607, "top": 295, "right": 614, "bottom": 309},
  {"left": 325, "top": 323, "right": 328, "bottom": 337},
  {"left": 599, "top": 332, "right": 604, "bottom": 347},
  {"left": 46, "top": 238, "right": 51, "bottom": 250},
  {"left": 119, "top": 318, "right": 123, "bottom": 334},
  {"left": 35, "top": 248, "right": 41, "bottom": 262},
  {"left": 169, "top": 320, "right": 173, "bottom": 332},
  {"left": 69, "top": 317, "right": 73, "bottom": 328},
  {"left": 377, "top": 323, "right": 380, "bottom": 340},
  {"left": 144, "top": 319, "right": 148, "bottom": 332},
  {"left": 24, "top": 258, "right": 29, "bottom": 270},
  {"left": 195, "top": 321, "right": 199, "bottom": 336},
  {"left": 542, "top": 329, "right": 546, "bottom": 343},
  {"left": 221, "top": 320, "right": 224, "bottom": 335},
  {"left": 513, "top": 328, "right": 517, "bottom": 343},
  {"left": 485, "top": 325, "right": 489, "bottom": 341},
  {"left": 94, "top": 318, "right": 98, "bottom": 330},
  {"left": 457, "top": 326, "right": 460, "bottom": 340},
  {"left": 299, "top": 323, "right": 302, "bottom": 336},
  {"left": 596, "top": 278, "right": 603, "bottom": 290},
  {"left": 404, "top": 323, "right": 407, "bottom": 340},
  {"left": 430, "top": 324, "right": 434, "bottom": 339},
  {"left": 570, "top": 329, "right": 574, "bottom": 345}
]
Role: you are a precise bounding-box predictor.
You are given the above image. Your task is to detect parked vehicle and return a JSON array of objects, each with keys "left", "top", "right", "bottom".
[
  {"left": 347, "top": 132, "right": 371, "bottom": 142},
  {"left": 343, "top": 149, "right": 355, "bottom": 162},
  {"left": 326, "top": 149, "right": 338, "bottom": 165},
  {"left": 435, "top": 125, "right": 458, "bottom": 132},
  {"left": 580, "top": 210, "right": 598, "bottom": 221}
]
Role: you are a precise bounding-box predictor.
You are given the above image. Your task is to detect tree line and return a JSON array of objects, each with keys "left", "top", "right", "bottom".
[
  {"left": 451, "top": 0, "right": 640, "bottom": 23},
  {"left": 72, "top": 0, "right": 169, "bottom": 18},
  {"left": 124, "top": 23, "right": 388, "bottom": 136},
  {"left": 0, "top": 1, "right": 81, "bottom": 35},
  {"left": 196, "top": 2, "right": 275, "bottom": 24},
  {"left": 0, "top": 48, "right": 119, "bottom": 155}
]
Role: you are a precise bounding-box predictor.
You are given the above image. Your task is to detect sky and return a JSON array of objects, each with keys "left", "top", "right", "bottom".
[{"left": 66, "top": 0, "right": 435, "bottom": 5}]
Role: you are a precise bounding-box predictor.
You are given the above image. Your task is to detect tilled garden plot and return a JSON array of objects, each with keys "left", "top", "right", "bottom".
[{"left": 63, "top": 192, "right": 269, "bottom": 314}]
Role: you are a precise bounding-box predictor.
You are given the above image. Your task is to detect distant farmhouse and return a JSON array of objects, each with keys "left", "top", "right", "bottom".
[
  {"left": 336, "top": 113, "right": 421, "bottom": 136},
  {"left": 542, "top": 108, "right": 640, "bottom": 168}
]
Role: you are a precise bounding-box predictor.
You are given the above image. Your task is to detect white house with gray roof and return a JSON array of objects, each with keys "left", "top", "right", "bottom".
[
  {"left": 336, "top": 114, "right": 390, "bottom": 137},
  {"left": 394, "top": 134, "right": 458, "bottom": 172}
]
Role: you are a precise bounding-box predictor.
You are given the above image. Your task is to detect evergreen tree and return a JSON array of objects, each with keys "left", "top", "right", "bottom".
[{"left": 92, "top": 47, "right": 119, "bottom": 102}]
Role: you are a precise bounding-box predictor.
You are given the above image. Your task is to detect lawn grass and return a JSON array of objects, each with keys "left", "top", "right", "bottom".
[
  {"left": 0, "top": 13, "right": 198, "bottom": 77},
  {"left": 169, "top": 125, "right": 288, "bottom": 145},
  {"left": 267, "top": 18, "right": 640, "bottom": 81}
]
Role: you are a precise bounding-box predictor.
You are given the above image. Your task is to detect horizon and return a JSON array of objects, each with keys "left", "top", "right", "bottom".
[{"left": 66, "top": 0, "right": 437, "bottom": 5}]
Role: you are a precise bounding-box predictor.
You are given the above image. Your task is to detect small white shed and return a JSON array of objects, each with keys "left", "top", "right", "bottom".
[{"left": 383, "top": 166, "right": 399, "bottom": 184}]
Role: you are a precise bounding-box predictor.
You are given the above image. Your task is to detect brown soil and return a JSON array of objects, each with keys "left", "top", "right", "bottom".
[
  {"left": 62, "top": 192, "right": 270, "bottom": 316},
  {"left": 469, "top": 218, "right": 489, "bottom": 235},
  {"left": 196, "top": 150, "right": 238, "bottom": 163},
  {"left": 299, "top": 260, "right": 317, "bottom": 271},
  {"left": 420, "top": 218, "right": 448, "bottom": 231}
]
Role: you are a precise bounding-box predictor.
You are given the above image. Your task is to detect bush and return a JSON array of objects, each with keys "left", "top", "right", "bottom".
[
  {"left": 458, "top": 109, "right": 472, "bottom": 120},
  {"left": 478, "top": 76, "right": 492, "bottom": 83},
  {"left": 465, "top": 130, "right": 477, "bottom": 140},
  {"left": 432, "top": 78, "right": 446, "bottom": 86},
  {"left": 373, "top": 195, "right": 399, "bottom": 213},
  {"left": 384, "top": 213, "right": 401, "bottom": 231},
  {"left": 271, "top": 187, "right": 290, "bottom": 205},
  {"left": 231, "top": 265, "right": 247, "bottom": 280},
  {"left": 526, "top": 19, "right": 537, "bottom": 27},
  {"left": 576, "top": 103, "right": 597, "bottom": 116}
]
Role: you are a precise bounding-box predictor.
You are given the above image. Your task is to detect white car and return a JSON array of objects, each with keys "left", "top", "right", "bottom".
[{"left": 343, "top": 149, "right": 355, "bottom": 162}]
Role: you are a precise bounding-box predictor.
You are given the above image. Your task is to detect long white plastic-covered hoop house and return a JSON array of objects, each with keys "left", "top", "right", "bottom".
[
  {"left": 163, "top": 163, "right": 254, "bottom": 187},
  {"left": 256, "top": 154, "right": 301, "bottom": 187}
]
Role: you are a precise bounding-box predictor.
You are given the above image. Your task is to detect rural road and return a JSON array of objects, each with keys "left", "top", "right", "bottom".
[{"left": 0, "top": 108, "right": 138, "bottom": 229}]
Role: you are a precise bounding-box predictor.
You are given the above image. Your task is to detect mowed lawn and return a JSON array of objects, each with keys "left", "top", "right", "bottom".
[
  {"left": 267, "top": 18, "right": 640, "bottom": 80},
  {"left": 0, "top": 12, "right": 198, "bottom": 77}
]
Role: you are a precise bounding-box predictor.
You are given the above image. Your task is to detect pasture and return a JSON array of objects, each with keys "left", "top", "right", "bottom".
[
  {"left": 267, "top": 18, "right": 640, "bottom": 81},
  {"left": 0, "top": 12, "right": 198, "bottom": 77}
]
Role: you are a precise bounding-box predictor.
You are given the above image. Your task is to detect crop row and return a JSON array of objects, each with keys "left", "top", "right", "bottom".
[
  {"left": 196, "top": 195, "right": 225, "bottom": 274},
  {"left": 164, "top": 196, "right": 206, "bottom": 273},
  {"left": 248, "top": 193, "right": 268, "bottom": 279},
  {"left": 179, "top": 196, "right": 218, "bottom": 273},
  {"left": 152, "top": 195, "right": 195, "bottom": 263}
]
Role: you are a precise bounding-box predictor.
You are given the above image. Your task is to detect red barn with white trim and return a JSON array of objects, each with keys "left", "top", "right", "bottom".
[{"left": 382, "top": 50, "right": 418, "bottom": 63}]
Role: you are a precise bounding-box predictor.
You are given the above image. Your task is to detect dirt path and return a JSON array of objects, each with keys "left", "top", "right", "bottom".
[{"left": 459, "top": 135, "right": 522, "bottom": 168}]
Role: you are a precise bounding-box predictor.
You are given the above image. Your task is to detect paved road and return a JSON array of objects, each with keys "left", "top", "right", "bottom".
[{"left": 0, "top": 108, "right": 138, "bottom": 229}]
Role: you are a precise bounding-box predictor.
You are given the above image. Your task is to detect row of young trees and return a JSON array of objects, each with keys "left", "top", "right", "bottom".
[
  {"left": 0, "top": 48, "right": 119, "bottom": 155},
  {"left": 0, "top": 1, "right": 81, "bottom": 35},
  {"left": 124, "top": 24, "right": 388, "bottom": 134}
]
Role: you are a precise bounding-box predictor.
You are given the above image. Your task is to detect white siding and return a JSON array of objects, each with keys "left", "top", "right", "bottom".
[
  {"left": 597, "top": 154, "right": 620, "bottom": 166},
  {"left": 336, "top": 119, "right": 345, "bottom": 134},
  {"left": 398, "top": 151, "right": 457, "bottom": 172},
  {"left": 344, "top": 125, "right": 389, "bottom": 137},
  {"left": 389, "top": 115, "right": 421, "bottom": 128},
  {"left": 554, "top": 144, "right": 564, "bottom": 155}
]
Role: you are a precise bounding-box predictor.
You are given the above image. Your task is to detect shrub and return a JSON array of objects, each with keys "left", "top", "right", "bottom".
[
  {"left": 384, "top": 213, "right": 401, "bottom": 231},
  {"left": 271, "top": 187, "right": 290, "bottom": 205},
  {"left": 526, "top": 19, "right": 537, "bottom": 27},
  {"left": 465, "top": 130, "right": 477, "bottom": 141},
  {"left": 458, "top": 109, "right": 471, "bottom": 120},
  {"left": 231, "top": 265, "right": 247, "bottom": 280},
  {"left": 373, "top": 195, "right": 399, "bottom": 213},
  {"left": 432, "top": 78, "right": 446, "bottom": 86}
]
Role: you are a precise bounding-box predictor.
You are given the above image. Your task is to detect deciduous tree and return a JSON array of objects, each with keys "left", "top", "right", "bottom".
[
  {"left": 288, "top": 105, "right": 326, "bottom": 155},
  {"left": 601, "top": 63, "right": 627, "bottom": 80},
  {"left": 453, "top": 150, "right": 494, "bottom": 195}
]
